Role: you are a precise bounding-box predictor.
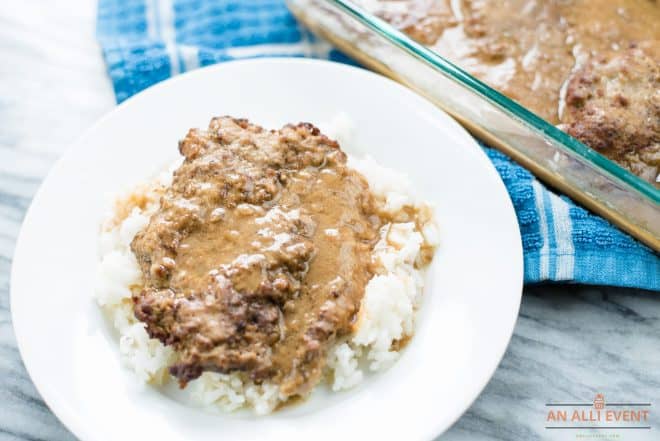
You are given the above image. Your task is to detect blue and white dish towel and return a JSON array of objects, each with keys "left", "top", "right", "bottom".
[{"left": 97, "top": 0, "right": 659, "bottom": 290}]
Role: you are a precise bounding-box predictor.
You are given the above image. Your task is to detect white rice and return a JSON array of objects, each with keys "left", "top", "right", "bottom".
[{"left": 95, "top": 123, "right": 439, "bottom": 415}]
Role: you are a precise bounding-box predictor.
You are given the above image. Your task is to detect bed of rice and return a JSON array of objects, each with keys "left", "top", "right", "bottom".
[{"left": 95, "top": 129, "right": 439, "bottom": 415}]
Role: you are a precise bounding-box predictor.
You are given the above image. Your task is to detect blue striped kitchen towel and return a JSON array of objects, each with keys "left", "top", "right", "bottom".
[{"left": 97, "top": 0, "right": 659, "bottom": 290}]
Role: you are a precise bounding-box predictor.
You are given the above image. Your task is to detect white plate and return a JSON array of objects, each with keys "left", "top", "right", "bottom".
[{"left": 11, "top": 58, "right": 522, "bottom": 441}]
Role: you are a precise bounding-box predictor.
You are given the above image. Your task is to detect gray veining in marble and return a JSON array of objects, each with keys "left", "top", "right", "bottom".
[{"left": 1, "top": 1, "right": 658, "bottom": 440}]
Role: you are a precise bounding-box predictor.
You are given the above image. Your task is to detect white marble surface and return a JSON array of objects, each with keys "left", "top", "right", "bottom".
[{"left": 1, "top": 1, "right": 659, "bottom": 440}]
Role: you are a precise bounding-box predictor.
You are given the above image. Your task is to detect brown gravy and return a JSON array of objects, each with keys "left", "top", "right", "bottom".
[{"left": 130, "top": 117, "right": 387, "bottom": 399}]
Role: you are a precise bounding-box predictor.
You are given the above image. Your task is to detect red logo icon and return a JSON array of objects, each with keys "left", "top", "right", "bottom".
[{"left": 593, "top": 394, "right": 605, "bottom": 410}]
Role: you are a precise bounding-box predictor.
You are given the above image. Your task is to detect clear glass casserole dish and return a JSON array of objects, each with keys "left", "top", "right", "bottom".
[{"left": 286, "top": 0, "right": 660, "bottom": 251}]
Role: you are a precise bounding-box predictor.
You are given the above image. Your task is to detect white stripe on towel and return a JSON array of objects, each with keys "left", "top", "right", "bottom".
[
  {"left": 157, "top": 0, "right": 180, "bottom": 75},
  {"left": 549, "top": 193, "right": 575, "bottom": 280},
  {"left": 179, "top": 45, "right": 200, "bottom": 71},
  {"left": 145, "top": 0, "right": 180, "bottom": 76},
  {"left": 532, "top": 180, "right": 550, "bottom": 280},
  {"left": 144, "top": 0, "right": 158, "bottom": 39},
  {"left": 225, "top": 41, "right": 333, "bottom": 59}
]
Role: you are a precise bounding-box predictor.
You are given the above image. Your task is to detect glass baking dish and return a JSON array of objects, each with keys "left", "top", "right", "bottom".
[{"left": 286, "top": 0, "right": 660, "bottom": 251}]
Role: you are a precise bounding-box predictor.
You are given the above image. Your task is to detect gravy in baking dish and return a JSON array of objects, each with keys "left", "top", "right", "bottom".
[{"left": 374, "top": 0, "right": 660, "bottom": 183}]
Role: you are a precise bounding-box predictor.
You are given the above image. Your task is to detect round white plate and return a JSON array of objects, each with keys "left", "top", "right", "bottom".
[{"left": 11, "top": 58, "right": 522, "bottom": 441}]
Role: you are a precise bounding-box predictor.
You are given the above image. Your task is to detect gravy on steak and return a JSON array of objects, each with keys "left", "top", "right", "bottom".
[
  {"left": 373, "top": 0, "right": 659, "bottom": 184},
  {"left": 130, "top": 117, "right": 386, "bottom": 399}
]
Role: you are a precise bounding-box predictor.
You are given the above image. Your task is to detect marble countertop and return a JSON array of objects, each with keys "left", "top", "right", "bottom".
[{"left": 1, "top": 2, "right": 658, "bottom": 440}]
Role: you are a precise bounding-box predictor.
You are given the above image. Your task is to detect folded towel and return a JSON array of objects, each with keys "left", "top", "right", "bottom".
[{"left": 97, "top": 0, "right": 659, "bottom": 290}]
